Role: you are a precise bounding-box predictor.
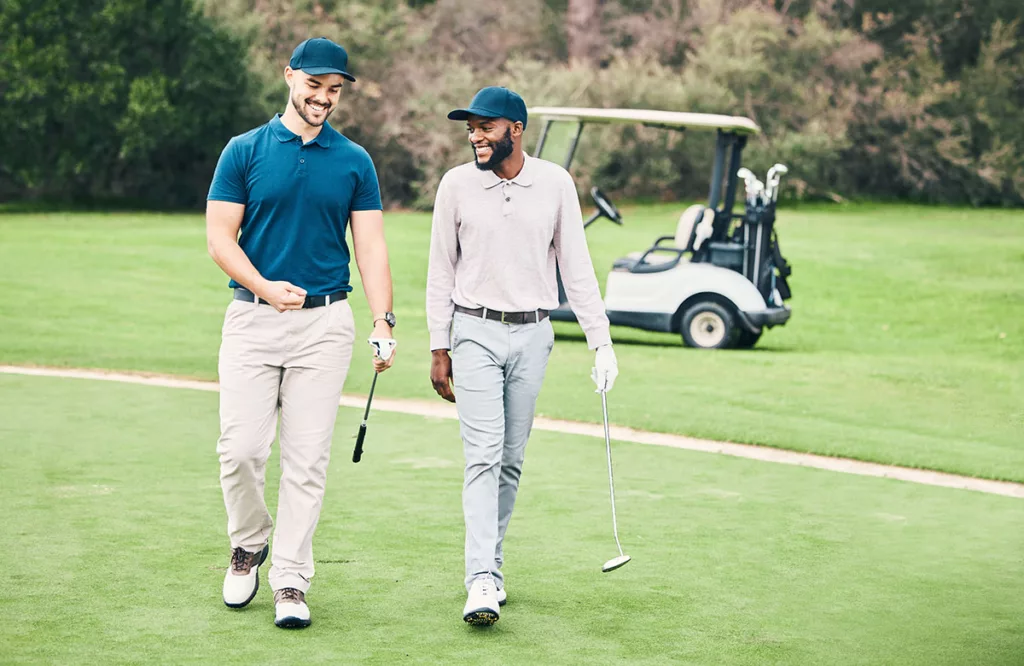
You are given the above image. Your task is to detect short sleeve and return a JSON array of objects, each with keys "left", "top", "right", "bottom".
[
  {"left": 351, "top": 152, "right": 383, "bottom": 211},
  {"left": 207, "top": 138, "right": 248, "bottom": 204}
]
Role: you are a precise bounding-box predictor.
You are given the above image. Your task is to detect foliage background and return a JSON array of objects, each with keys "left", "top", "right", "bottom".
[{"left": 2, "top": 0, "right": 1022, "bottom": 209}]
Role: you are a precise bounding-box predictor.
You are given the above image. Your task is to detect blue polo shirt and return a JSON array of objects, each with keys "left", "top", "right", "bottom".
[{"left": 208, "top": 114, "right": 382, "bottom": 296}]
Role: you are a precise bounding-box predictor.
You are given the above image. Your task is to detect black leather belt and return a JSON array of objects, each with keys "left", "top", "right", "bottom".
[
  {"left": 455, "top": 304, "right": 549, "bottom": 324},
  {"left": 233, "top": 287, "right": 347, "bottom": 308}
]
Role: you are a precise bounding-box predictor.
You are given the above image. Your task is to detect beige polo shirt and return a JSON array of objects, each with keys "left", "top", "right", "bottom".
[{"left": 426, "top": 154, "right": 611, "bottom": 351}]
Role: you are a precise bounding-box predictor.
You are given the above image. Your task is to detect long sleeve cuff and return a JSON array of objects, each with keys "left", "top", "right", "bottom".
[
  {"left": 583, "top": 325, "right": 612, "bottom": 350},
  {"left": 429, "top": 327, "right": 452, "bottom": 351}
]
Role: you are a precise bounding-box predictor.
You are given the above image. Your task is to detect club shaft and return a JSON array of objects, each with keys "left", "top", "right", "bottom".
[
  {"left": 602, "top": 391, "right": 625, "bottom": 558},
  {"left": 362, "top": 371, "right": 378, "bottom": 421}
]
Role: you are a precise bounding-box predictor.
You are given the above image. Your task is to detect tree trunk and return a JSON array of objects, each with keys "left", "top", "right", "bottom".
[{"left": 567, "top": 0, "right": 601, "bottom": 65}]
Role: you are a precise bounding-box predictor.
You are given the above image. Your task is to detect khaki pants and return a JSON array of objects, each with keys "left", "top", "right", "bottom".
[{"left": 217, "top": 297, "right": 355, "bottom": 593}]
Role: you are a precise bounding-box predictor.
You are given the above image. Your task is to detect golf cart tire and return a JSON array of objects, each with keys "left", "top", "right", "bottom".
[
  {"left": 734, "top": 327, "right": 762, "bottom": 349},
  {"left": 680, "top": 301, "right": 737, "bottom": 349}
]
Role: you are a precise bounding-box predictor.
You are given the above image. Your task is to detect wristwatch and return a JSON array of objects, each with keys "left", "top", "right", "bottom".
[{"left": 373, "top": 312, "right": 396, "bottom": 328}]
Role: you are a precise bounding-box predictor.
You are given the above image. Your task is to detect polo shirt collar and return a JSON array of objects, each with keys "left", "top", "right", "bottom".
[
  {"left": 270, "top": 114, "right": 298, "bottom": 143},
  {"left": 269, "top": 114, "right": 333, "bottom": 148},
  {"left": 479, "top": 154, "right": 535, "bottom": 189}
]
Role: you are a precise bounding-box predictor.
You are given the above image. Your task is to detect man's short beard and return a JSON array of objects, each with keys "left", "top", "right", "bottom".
[
  {"left": 291, "top": 91, "right": 332, "bottom": 127},
  {"left": 474, "top": 127, "right": 515, "bottom": 171}
]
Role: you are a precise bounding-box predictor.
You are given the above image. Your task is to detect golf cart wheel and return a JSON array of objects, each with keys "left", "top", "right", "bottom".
[
  {"left": 735, "top": 328, "right": 763, "bottom": 349},
  {"left": 681, "top": 301, "right": 736, "bottom": 349}
]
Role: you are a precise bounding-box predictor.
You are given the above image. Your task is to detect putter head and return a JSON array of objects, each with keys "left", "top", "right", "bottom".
[
  {"left": 602, "top": 554, "right": 631, "bottom": 573},
  {"left": 368, "top": 338, "right": 397, "bottom": 362}
]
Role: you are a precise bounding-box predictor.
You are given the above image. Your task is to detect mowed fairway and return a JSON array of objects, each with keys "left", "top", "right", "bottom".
[
  {"left": 0, "top": 205, "right": 1022, "bottom": 480},
  {"left": 1, "top": 373, "right": 1022, "bottom": 665},
  {"left": 1, "top": 205, "right": 1022, "bottom": 663}
]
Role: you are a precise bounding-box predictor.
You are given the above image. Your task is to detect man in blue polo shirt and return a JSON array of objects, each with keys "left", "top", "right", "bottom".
[{"left": 206, "top": 37, "right": 397, "bottom": 630}]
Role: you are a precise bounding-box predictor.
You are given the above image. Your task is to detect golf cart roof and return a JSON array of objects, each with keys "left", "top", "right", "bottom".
[{"left": 529, "top": 107, "right": 761, "bottom": 135}]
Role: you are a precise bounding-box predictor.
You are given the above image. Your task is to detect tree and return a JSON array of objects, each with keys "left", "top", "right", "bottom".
[
  {"left": 567, "top": 0, "right": 602, "bottom": 64},
  {"left": 0, "top": 0, "right": 262, "bottom": 207}
]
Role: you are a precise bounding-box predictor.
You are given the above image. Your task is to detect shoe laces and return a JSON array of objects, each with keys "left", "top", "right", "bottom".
[
  {"left": 230, "top": 547, "right": 251, "bottom": 573},
  {"left": 277, "top": 588, "right": 303, "bottom": 604}
]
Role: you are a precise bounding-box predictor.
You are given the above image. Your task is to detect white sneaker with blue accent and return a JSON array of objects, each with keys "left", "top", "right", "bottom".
[{"left": 462, "top": 576, "right": 500, "bottom": 625}]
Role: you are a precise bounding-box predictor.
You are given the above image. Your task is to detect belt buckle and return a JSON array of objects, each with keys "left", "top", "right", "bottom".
[{"left": 500, "top": 311, "right": 510, "bottom": 324}]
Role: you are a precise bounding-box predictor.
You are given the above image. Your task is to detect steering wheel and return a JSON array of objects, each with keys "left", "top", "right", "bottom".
[{"left": 590, "top": 186, "right": 623, "bottom": 225}]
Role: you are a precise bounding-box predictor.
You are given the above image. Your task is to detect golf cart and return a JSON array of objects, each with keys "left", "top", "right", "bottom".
[{"left": 530, "top": 107, "right": 793, "bottom": 349}]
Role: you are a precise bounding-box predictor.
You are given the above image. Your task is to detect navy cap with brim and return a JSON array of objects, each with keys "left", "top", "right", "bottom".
[
  {"left": 289, "top": 38, "right": 357, "bottom": 82},
  {"left": 447, "top": 107, "right": 500, "bottom": 121},
  {"left": 301, "top": 66, "right": 356, "bottom": 82},
  {"left": 447, "top": 86, "right": 528, "bottom": 128}
]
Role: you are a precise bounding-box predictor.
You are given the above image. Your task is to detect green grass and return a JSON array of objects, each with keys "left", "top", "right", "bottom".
[
  {"left": 0, "top": 205, "right": 1022, "bottom": 480},
  {"left": 1, "top": 373, "right": 1021, "bottom": 665}
]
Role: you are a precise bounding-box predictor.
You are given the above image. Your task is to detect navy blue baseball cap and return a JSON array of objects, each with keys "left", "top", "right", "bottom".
[
  {"left": 289, "top": 37, "right": 355, "bottom": 82},
  {"left": 448, "top": 86, "right": 528, "bottom": 129}
]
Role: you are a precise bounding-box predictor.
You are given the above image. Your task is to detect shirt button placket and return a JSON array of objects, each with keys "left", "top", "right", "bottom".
[{"left": 501, "top": 182, "right": 513, "bottom": 217}]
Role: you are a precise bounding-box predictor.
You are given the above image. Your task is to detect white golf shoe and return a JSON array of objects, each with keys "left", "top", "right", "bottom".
[
  {"left": 496, "top": 586, "right": 507, "bottom": 607},
  {"left": 274, "top": 588, "right": 312, "bottom": 629},
  {"left": 222, "top": 544, "right": 269, "bottom": 608},
  {"left": 463, "top": 576, "right": 500, "bottom": 625}
]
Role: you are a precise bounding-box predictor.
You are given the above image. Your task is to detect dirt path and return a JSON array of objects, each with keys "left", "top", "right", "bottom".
[{"left": 3, "top": 364, "right": 1021, "bottom": 499}]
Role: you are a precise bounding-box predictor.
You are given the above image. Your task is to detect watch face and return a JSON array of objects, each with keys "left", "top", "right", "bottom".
[{"left": 385, "top": 312, "right": 396, "bottom": 327}]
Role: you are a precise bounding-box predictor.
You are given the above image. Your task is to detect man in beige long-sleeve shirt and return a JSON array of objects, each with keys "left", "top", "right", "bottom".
[{"left": 425, "top": 86, "right": 618, "bottom": 626}]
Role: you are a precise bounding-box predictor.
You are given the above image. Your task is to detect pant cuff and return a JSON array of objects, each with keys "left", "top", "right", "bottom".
[{"left": 269, "top": 571, "right": 311, "bottom": 594}]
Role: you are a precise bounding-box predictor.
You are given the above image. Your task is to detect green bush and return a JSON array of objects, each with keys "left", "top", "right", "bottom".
[
  {"left": 2, "top": 0, "right": 1021, "bottom": 208},
  {"left": 0, "top": 0, "right": 263, "bottom": 207}
]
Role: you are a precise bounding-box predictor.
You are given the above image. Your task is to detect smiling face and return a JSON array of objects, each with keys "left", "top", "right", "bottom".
[
  {"left": 467, "top": 115, "right": 521, "bottom": 171},
  {"left": 285, "top": 68, "right": 344, "bottom": 128}
]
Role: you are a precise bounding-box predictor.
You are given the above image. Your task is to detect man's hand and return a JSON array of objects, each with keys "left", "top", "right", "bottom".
[
  {"left": 257, "top": 280, "right": 307, "bottom": 312},
  {"left": 592, "top": 344, "right": 618, "bottom": 393},
  {"left": 430, "top": 349, "right": 456, "bottom": 403},
  {"left": 370, "top": 321, "right": 396, "bottom": 373}
]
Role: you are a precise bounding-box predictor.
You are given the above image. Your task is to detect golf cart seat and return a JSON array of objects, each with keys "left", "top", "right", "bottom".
[{"left": 612, "top": 205, "right": 715, "bottom": 273}]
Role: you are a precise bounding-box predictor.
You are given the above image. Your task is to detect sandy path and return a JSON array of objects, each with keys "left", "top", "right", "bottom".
[{"left": 2, "top": 364, "right": 1021, "bottom": 499}]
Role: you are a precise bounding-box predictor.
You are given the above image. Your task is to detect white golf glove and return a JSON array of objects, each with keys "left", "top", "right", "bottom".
[{"left": 591, "top": 344, "right": 618, "bottom": 393}]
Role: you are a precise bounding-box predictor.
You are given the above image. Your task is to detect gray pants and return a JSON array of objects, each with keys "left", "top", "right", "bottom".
[{"left": 451, "top": 312, "right": 554, "bottom": 590}]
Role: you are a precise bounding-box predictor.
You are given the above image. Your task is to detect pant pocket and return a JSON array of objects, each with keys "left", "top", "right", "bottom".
[{"left": 222, "top": 299, "right": 257, "bottom": 334}]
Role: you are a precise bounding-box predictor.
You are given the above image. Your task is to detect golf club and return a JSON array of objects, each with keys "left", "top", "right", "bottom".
[
  {"left": 769, "top": 163, "right": 789, "bottom": 202},
  {"left": 593, "top": 374, "right": 630, "bottom": 573},
  {"left": 752, "top": 180, "right": 766, "bottom": 207},
  {"left": 737, "top": 168, "right": 758, "bottom": 205},
  {"left": 352, "top": 338, "right": 397, "bottom": 463},
  {"left": 765, "top": 163, "right": 788, "bottom": 202}
]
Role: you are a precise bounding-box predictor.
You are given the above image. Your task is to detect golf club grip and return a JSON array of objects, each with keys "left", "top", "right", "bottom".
[{"left": 352, "top": 423, "right": 367, "bottom": 463}]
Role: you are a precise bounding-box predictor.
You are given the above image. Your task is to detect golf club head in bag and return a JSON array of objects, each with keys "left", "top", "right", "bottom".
[
  {"left": 766, "top": 163, "right": 788, "bottom": 202},
  {"left": 737, "top": 168, "right": 758, "bottom": 205},
  {"left": 352, "top": 338, "right": 398, "bottom": 463},
  {"left": 753, "top": 180, "right": 766, "bottom": 207}
]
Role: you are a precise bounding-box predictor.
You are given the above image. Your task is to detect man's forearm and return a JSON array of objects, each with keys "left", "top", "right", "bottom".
[
  {"left": 208, "top": 235, "right": 268, "bottom": 296},
  {"left": 355, "top": 243, "right": 393, "bottom": 317}
]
